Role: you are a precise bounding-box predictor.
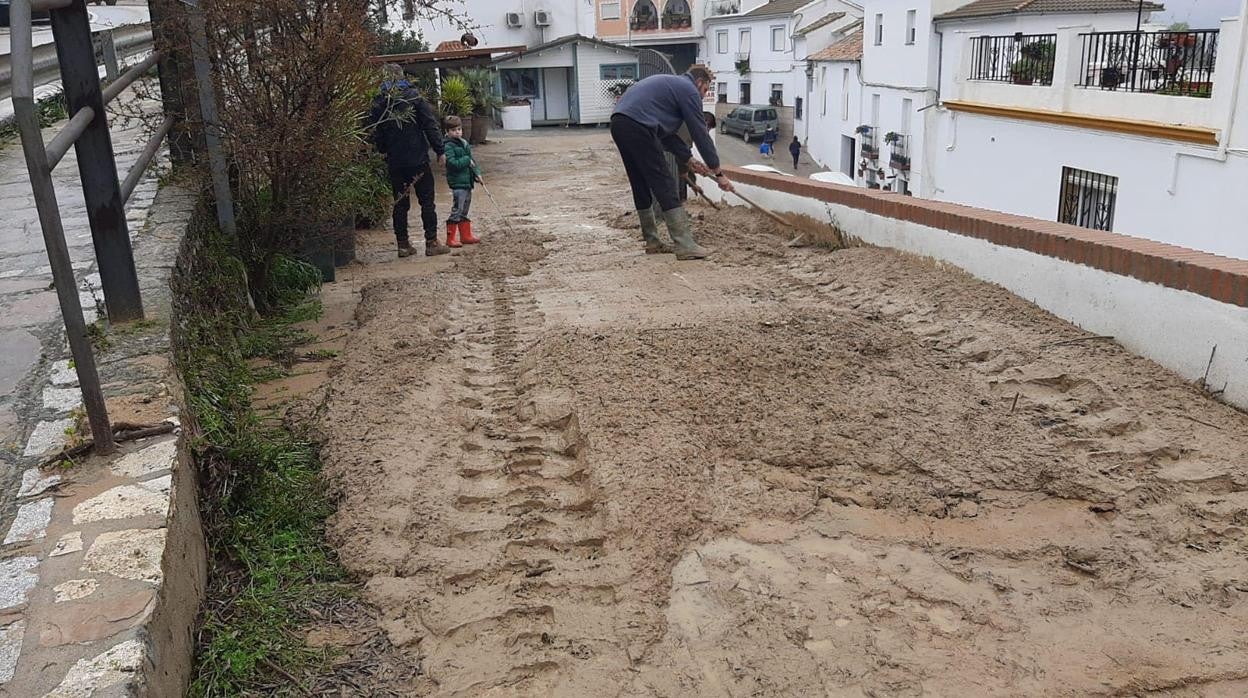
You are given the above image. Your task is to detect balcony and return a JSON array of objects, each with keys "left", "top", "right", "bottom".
[
  {"left": 630, "top": 0, "right": 659, "bottom": 31},
  {"left": 857, "top": 125, "right": 879, "bottom": 160},
  {"left": 969, "top": 34, "right": 1057, "bottom": 86},
  {"left": 886, "top": 132, "right": 910, "bottom": 172},
  {"left": 662, "top": 0, "right": 692, "bottom": 29},
  {"left": 1077, "top": 30, "right": 1218, "bottom": 98},
  {"left": 708, "top": 0, "right": 740, "bottom": 16}
]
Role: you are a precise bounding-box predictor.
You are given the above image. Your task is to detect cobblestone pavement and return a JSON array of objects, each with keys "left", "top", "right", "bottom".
[{"left": 0, "top": 87, "right": 166, "bottom": 527}]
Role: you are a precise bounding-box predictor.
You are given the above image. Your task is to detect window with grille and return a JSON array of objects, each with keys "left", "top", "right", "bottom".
[
  {"left": 1058, "top": 167, "right": 1118, "bottom": 231},
  {"left": 770, "top": 83, "right": 783, "bottom": 106},
  {"left": 717, "top": 81, "right": 728, "bottom": 102},
  {"left": 795, "top": 96, "right": 803, "bottom": 119},
  {"left": 600, "top": 63, "right": 638, "bottom": 80},
  {"left": 740, "top": 82, "right": 751, "bottom": 103}
]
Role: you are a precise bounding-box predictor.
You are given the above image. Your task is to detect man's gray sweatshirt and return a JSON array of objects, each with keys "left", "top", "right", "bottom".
[{"left": 612, "top": 73, "right": 721, "bottom": 171}]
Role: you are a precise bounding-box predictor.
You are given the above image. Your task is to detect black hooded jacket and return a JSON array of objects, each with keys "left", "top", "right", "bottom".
[{"left": 370, "top": 85, "right": 444, "bottom": 169}]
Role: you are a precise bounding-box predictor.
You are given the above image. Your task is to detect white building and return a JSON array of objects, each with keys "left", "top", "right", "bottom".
[
  {"left": 702, "top": 0, "right": 858, "bottom": 138},
  {"left": 804, "top": 28, "right": 865, "bottom": 177},
  {"left": 410, "top": 0, "right": 597, "bottom": 51},
  {"left": 492, "top": 35, "right": 647, "bottom": 125},
  {"left": 927, "top": 0, "right": 1248, "bottom": 259}
]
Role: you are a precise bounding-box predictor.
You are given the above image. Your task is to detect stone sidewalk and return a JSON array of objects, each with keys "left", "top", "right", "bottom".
[
  {"left": 0, "top": 84, "right": 202, "bottom": 695},
  {"left": 0, "top": 87, "right": 164, "bottom": 518}
]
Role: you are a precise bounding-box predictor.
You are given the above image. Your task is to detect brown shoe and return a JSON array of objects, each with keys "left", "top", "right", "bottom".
[
  {"left": 398, "top": 243, "right": 416, "bottom": 258},
  {"left": 426, "top": 239, "right": 452, "bottom": 256}
]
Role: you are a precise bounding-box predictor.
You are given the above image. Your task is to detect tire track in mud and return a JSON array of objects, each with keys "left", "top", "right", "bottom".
[{"left": 411, "top": 274, "right": 634, "bottom": 695}]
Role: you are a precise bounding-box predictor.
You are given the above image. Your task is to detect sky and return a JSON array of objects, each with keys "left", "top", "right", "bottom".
[{"left": 1152, "top": 0, "right": 1242, "bottom": 28}]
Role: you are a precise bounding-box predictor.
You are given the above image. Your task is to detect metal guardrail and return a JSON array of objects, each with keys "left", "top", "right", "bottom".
[
  {"left": 10, "top": 0, "right": 169, "bottom": 452},
  {"left": 0, "top": 23, "right": 154, "bottom": 104}
]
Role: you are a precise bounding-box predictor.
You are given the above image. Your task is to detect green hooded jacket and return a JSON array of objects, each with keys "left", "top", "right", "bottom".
[{"left": 444, "top": 137, "right": 480, "bottom": 190}]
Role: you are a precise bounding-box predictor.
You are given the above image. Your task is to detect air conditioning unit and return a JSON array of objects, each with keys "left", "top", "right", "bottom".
[
  {"left": 506, "top": 12, "right": 524, "bottom": 28},
  {"left": 534, "top": 10, "right": 551, "bottom": 27}
]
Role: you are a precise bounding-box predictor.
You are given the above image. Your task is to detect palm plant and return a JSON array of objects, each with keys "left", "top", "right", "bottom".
[
  {"left": 459, "top": 67, "right": 504, "bottom": 117},
  {"left": 439, "top": 76, "right": 472, "bottom": 118}
]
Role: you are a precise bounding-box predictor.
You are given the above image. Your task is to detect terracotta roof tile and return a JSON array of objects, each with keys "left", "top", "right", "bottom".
[
  {"left": 937, "top": 0, "right": 1163, "bottom": 21},
  {"left": 808, "top": 30, "right": 863, "bottom": 61}
]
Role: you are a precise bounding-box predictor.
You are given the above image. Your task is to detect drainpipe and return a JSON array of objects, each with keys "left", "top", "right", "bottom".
[{"left": 1167, "top": 5, "right": 1248, "bottom": 194}]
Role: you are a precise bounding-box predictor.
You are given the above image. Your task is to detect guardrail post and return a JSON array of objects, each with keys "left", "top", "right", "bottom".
[
  {"left": 98, "top": 31, "right": 120, "bottom": 82},
  {"left": 187, "top": 0, "right": 237, "bottom": 236},
  {"left": 51, "top": 0, "right": 144, "bottom": 322},
  {"left": 147, "top": 0, "right": 194, "bottom": 164},
  {"left": 11, "top": 0, "right": 116, "bottom": 454}
]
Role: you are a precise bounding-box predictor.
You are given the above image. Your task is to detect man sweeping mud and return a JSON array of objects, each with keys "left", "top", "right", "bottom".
[{"left": 610, "top": 66, "right": 734, "bottom": 260}]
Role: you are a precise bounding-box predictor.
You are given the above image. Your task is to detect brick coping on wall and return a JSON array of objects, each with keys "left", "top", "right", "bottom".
[{"left": 720, "top": 165, "right": 1248, "bottom": 308}]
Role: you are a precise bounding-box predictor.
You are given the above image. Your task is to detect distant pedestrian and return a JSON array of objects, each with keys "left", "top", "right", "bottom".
[
  {"left": 441, "top": 115, "right": 481, "bottom": 248},
  {"left": 789, "top": 136, "right": 802, "bottom": 170},
  {"left": 370, "top": 64, "right": 450, "bottom": 258},
  {"left": 762, "top": 127, "right": 778, "bottom": 160}
]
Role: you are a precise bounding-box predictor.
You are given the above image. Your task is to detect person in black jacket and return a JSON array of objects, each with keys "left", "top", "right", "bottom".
[{"left": 370, "top": 65, "right": 450, "bottom": 257}]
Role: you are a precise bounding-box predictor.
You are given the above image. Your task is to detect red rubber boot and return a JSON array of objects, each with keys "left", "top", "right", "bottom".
[
  {"left": 460, "top": 219, "right": 480, "bottom": 245},
  {"left": 446, "top": 221, "right": 462, "bottom": 248}
]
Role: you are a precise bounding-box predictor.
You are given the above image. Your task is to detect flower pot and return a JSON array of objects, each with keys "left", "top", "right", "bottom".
[
  {"left": 501, "top": 104, "right": 532, "bottom": 130},
  {"left": 300, "top": 233, "right": 336, "bottom": 283},
  {"left": 460, "top": 115, "right": 474, "bottom": 140},
  {"left": 334, "top": 217, "right": 356, "bottom": 267},
  {"left": 471, "top": 114, "right": 490, "bottom": 143},
  {"left": 1011, "top": 74, "right": 1035, "bottom": 85}
]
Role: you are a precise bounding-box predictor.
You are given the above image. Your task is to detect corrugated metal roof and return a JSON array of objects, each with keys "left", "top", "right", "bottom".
[
  {"left": 936, "top": 0, "right": 1163, "bottom": 21},
  {"left": 794, "top": 11, "right": 847, "bottom": 36},
  {"left": 808, "top": 30, "right": 863, "bottom": 61},
  {"left": 742, "top": 0, "right": 815, "bottom": 18}
]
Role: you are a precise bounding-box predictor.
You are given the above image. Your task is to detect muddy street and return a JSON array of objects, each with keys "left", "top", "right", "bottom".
[{"left": 316, "top": 130, "right": 1248, "bottom": 696}]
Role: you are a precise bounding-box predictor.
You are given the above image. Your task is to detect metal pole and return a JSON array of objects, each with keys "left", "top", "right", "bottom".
[
  {"left": 50, "top": 0, "right": 145, "bottom": 322},
  {"left": 1132, "top": 0, "right": 1144, "bottom": 90},
  {"left": 100, "top": 32, "right": 120, "bottom": 82},
  {"left": 11, "top": 0, "right": 115, "bottom": 453},
  {"left": 186, "top": 0, "right": 237, "bottom": 236},
  {"left": 147, "top": 0, "right": 194, "bottom": 163}
]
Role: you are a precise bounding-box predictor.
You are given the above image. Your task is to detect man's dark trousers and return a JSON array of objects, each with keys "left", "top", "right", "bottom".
[
  {"left": 610, "top": 114, "right": 681, "bottom": 212},
  {"left": 389, "top": 163, "right": 437, "bottom": 244}
]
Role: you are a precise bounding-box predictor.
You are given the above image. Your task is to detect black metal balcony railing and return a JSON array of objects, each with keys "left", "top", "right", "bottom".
[
  {"left": 969, "top": 33, "right": 1057, "bottom": 85},
  {"left": 858, "top": 126, "right": 879, "bottom": 160},
  {"left": 1078, "top": 29, "right": 1218, "bottom": 97},
  {"left": 887, "top": 133, "right": 910, "bottom": 171}
]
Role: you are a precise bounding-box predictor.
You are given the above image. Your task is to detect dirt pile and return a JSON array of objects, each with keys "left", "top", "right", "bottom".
[{"left": 318, "top": 131, "right": 1248, "bottom": 696}]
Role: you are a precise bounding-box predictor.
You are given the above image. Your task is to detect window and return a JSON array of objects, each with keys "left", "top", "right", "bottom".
[
  {"left": 740, "top": 82, "right": 751, "bottom": 103},
  {"left": 905, "top": 10, "right": 916, "bottom": 44},
  {"left": 600, "top": 63, "right": 638, "bottom": 80},
  {"left": 771, "top": 25, "right": 785, "bottom": 52},
  {"left": 901, "top": 98, "right": 912, "bottom": 133},
  {"left": 739, "top": 28, "right": 751, "bottom": 53},
  {"left": 601, "top": 2, "right": 621, "bottom": 20},
  {"left": 1058, "top": 167, "right": 1118, "bottom": 231},
  {"left": 871, "top": 93, "right": 880, "bottom": 127},
  {"left": 841, "top": 68, "right": 850, "bottom": 120},
  {"left": 770, "top": 83, "right": 783, "bottom": 106},
  {"left": 501, "top": 69, "right": 540, "bottom": 98},
  {"left": 717, "top": 81, "right": 728, "bottom": 102},
  {"left": 874, "top": 13, "right": 884, "bottom": 45},
  {"left": 820, "top": 67, "right": 828, "bottom": 115},
  {"left": 717, "top": 30, "right": 728, "bottom": 53},
  {"left": 795, "top": 96, "right": 803, "bottom": 120}
]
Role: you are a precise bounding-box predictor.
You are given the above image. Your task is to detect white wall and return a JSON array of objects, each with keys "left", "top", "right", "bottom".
[
  {"left": 703, "top": 13, "right": 802, "bottom": 106},
  {"left": 927, "top": 109, "right": 1248, "bottom": 260},
  {"left": 413, "top": 0, "right": 594, "bottom": 49},
  {"left": 578, "top": 42, "right": 645, "bottom": 122},
  {"left": 805, "top": 59, "right": 862, "bottom": 176},
  {"left": 699, "top": 175, "right": 1248, "bottom": 410}
]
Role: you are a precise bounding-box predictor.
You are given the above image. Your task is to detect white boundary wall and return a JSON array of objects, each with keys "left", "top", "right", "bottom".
[{"left": 701, "top": 177, "right": 1248, "bottom": 409}]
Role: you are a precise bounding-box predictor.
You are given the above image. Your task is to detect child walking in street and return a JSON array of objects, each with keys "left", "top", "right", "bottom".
[
  {"left": 761, "top": 126, "right": 778, "bottom": 160},
  {"left": 789, "top": 136, "right": 802, "bottom": 170},
  {"left": 442, "top": 115, "right": 481, "bottom": 248}
]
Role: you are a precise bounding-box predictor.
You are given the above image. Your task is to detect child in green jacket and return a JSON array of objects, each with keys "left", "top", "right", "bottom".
[{"left": 442, "top": 115, "right": 481, "bottom": 247}]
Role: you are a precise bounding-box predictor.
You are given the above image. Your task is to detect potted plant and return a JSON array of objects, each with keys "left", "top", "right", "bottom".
[
  {"left": 854, "top": 124, "right": 872, "bottom": 135},
  {"left": 735, "top": 56, "right": 750, "bottom": 74},
  {"left": 1010, "top": 59, "right": 1037, "bottom": 85},
  {"left": 460, "top": 67, "right": 503, "bottom": 144},
  {"left": 890, "top": 152, "right": 910, "bottom": 171},
  {"left": 440, "top": 75, "right": 473, "bottom": 136},
  {"left": 1101, "top": 65, "right": 1124, "bottom": 90},
  {"left": 883, "top": 131, "right": 901, "bottom": 145}
]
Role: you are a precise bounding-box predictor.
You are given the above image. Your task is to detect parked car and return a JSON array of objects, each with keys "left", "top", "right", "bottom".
[
  {"left": 0, "top": 0, "right": 114, "bottom": 27},
  {"left": 720, "top": 105, "right": 779, "bottom": 143}
]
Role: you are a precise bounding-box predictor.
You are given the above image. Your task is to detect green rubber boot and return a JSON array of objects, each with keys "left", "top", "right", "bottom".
[
  {"left": 639, "top": 206, "right": 672, "bottom": 254},
  {"left": 661, "top": 207, "right": 710, "bottom": 260}
]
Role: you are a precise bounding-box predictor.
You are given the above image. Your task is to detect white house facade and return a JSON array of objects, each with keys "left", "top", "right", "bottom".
[
  {"left": 408, "top": 0, "right": 597, "bottom": 51},
  {"left": 804, "top": 29, "right": 865, "bottom": 178},
  {"left": 492, "top": 35, "right": 647, "bottom": 125},
  {"left": 927, "top": 0, "right": 1248, "bottom": 259}
]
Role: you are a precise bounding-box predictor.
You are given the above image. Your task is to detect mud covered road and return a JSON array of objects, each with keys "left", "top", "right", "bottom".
[{"left": 315, "top": 131, "right": 1248, "bottom": 696}]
